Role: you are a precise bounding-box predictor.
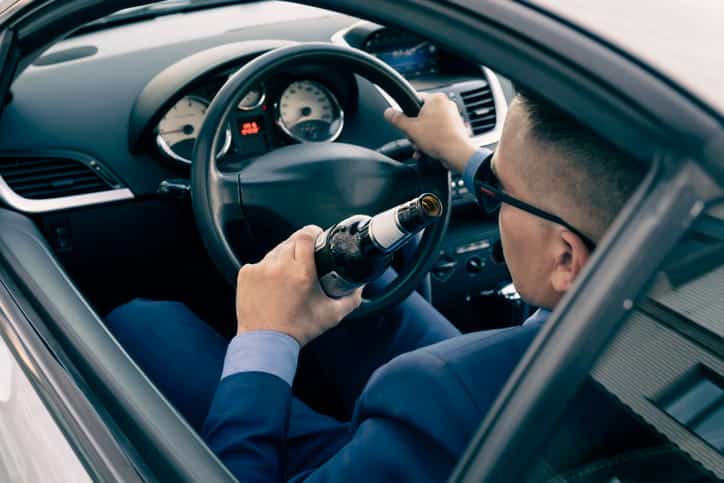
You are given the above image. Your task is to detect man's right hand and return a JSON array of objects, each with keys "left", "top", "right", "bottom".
[
  {"left": 235, "top": 226, "right": 363, "bottom": 347},
  {"left": 384, "top": 92, "right": 478, "bottom": 174}
]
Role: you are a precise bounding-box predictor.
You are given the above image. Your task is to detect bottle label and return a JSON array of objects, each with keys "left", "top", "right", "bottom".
[
  {"left": 368, "top": 207, "right": 405, "bottom": 251},
  {"left": 319, "top": 270, "right": 361, "bottom": 299}
]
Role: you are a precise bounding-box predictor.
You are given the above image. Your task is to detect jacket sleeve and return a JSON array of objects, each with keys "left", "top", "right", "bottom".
[
  {"left": 289, "top": 325, "right": 542, "bottom": 483},
  {"left": 202, "top": 352, "right": 469, "bottom": 483},
  {"left": 288, "top": 350, "right": 485, "bottom": 483},
  {"left": 202, "top": 371, "right": 293, "bottom": 483},
  {"left": 203, "top": 325, "right": 540, "bottom": 483}
]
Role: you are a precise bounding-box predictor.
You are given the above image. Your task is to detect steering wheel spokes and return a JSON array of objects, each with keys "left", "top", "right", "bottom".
[
  {"left": 206, "top": 168, "right": 243, "bottom": 222},
  {"left": 192, "top": 43, "right": 450, "bottom": 319}
]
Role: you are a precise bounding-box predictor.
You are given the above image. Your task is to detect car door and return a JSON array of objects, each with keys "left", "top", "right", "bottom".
[
  {"left": 0, "top": 262, "right": 140, "bottom": 481},
  {"left": 454, "top": 199, "right": 724, "bottom": 483},
  {"left": 0, "top": 329, "right": 90, "bottom": 482}
]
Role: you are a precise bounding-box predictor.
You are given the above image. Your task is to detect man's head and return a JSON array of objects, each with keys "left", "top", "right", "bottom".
[
  {"left": 383, "top": 89, "right": 647, "bottom": 310},
  {"left": 492, "top": 90, "right": 646, "bottom": 309}
]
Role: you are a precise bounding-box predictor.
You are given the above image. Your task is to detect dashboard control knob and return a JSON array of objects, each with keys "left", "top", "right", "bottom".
[
  {"left": 432, "top": 254, "right": 457, "bottom": 281},
  {"left": 465, "top": 256, "right": 484, "bottom": 274}
]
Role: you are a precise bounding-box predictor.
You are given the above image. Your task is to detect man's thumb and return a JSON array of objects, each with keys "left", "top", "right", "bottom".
[{"left": 384, "top": 108, "right": 414, "bottom": 133}]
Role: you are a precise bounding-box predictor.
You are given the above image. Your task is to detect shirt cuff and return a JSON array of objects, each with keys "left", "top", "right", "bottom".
[
  {"left": 462, "top": 147, "right": 493, "bottom": 193},
  {"left": 221, "top": 331, "right": 301, "bottom": 386}
]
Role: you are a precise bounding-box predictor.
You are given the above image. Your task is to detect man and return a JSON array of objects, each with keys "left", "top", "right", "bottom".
[{"left": 107, "top": 90, "right": 645, "bottom": 481}]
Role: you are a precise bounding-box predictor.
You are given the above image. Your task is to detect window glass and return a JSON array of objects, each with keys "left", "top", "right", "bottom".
[{"left": 0, "top": 333, "right": 92, "bottom": 482}]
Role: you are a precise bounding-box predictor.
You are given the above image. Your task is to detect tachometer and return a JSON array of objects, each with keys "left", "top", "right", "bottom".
[
  {"left": 277, "top": 80, "right": 344, "bottom": 143},
  {"left": 156, "top": 96, "right": 231, "bottom": 165}
]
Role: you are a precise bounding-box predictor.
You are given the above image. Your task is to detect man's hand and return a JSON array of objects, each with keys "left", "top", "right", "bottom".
[
  {"left": 384, "top": 92, "right": 478, "bottom": 174},
  {"left": 235, "top": 225, "right": 363, "bottom": 347}
]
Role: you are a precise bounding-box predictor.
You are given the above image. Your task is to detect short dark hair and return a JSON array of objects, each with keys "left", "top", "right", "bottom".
[{"left": 513, "top": 89, "right": 647, "bottom": 240}]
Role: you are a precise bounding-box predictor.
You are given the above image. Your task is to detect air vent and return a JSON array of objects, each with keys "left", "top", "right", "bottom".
[
  {"left": 0, "top": 157, "right": 113, "bottom": 199},
  {"left": 461, "top": 85, "right": 497, "bottom": 136}
]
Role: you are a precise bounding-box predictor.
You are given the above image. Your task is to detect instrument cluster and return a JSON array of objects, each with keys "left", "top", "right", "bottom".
[{"left": 155, "top": 73, "right": 348, "bottom": 166}]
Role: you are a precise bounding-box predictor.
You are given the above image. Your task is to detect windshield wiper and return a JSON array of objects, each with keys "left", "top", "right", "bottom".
[{"left": 73, "top": 0, "right": 253, "bottom": 36}]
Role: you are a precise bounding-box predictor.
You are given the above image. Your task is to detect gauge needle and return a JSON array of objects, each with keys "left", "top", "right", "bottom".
[
  {"left": 159, "top": 124, "right": 195, "bottom": 136},
  {"left": 407, "top": 41, "right": 427, "bottom": 54},
  {"left": 291, "top": 106, "right": 313, "bottom": 125}
]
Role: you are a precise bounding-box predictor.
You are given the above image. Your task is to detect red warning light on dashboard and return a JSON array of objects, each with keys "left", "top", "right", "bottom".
[{"left": 240, "top": 120, "right": 262, "bottom": 136}]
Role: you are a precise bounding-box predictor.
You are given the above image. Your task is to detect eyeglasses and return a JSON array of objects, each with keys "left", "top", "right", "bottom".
[{"left": 474, "top": 151, "right": 597, "bottom": 251}]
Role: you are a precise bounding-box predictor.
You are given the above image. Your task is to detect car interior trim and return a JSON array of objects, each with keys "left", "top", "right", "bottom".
[
  {"left": 155, "top": 124, "right": 232, "bottom": 166},
  {"left": 592, "top": 310, "right": 724, "bottom": 478},
  {"left": 0, "top": 177, "right": 133, "bottom": 214},
  {"left": 237, "top": 85, "right": 266, "bottom": 111}
]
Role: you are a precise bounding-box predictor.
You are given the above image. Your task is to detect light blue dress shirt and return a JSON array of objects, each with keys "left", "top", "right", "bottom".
[
  {"left": 222, "top": 331, "right": 300, "bottom": 385},
  {"left": 221, "top": 148, "right": 534, "bottom": 386}
]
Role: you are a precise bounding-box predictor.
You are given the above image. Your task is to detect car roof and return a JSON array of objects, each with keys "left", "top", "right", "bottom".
[{"left": 528, "top": 0, "right": 724, "bottom": 119}]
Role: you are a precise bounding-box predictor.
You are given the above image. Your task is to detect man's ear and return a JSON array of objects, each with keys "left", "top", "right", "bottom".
[{"left": 549, "top": 230, "right": 590, "bottom": 294}]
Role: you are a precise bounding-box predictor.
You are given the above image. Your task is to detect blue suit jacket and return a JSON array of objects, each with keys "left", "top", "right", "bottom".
[{"left": 201, "top": 320, "right": 543, "bottom": 482}]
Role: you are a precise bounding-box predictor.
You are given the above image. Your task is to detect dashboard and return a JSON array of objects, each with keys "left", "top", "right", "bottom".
[
  {"left": 0, "top": 2, "right": 516, "bottom": 328},
  {"left": 137, "top": 23, "right": 507, "bottom": 175},
  {"left": 153, "top": 66, "right": 356, "bottom": 165},
  {"left": 0, "top": 2, "right": 513, "bottom": 201}
]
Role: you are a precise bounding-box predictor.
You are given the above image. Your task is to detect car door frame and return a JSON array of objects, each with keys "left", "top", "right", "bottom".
[{"left": 0, "top": 257, "right": 141, "bottom": 481}]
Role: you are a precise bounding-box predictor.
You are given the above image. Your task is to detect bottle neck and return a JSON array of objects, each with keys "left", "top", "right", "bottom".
[
  {"left": 397, "top": 197, "right": 437, "bottom": 232},
  {"left": 366, "top": 207, "right": 412, "bottom": 253},
  {"left": 367, "top": 195, "right": 440, "bottom": 253}
]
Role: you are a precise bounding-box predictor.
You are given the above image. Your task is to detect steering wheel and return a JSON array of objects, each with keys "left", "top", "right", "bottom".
[{"left": 191, "top": 43, "right": 451, "bottom": 320}]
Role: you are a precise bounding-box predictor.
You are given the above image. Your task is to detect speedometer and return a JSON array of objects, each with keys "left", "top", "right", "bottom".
[
  {"left": 156, "top": 96, "right": 231, "bottom": 165},
  {"left": 277, "top": 80, "right": 344, "bottom": 143}
]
